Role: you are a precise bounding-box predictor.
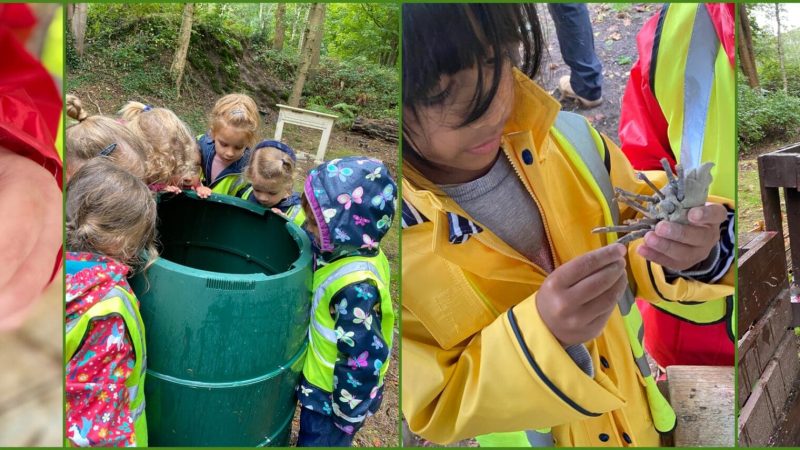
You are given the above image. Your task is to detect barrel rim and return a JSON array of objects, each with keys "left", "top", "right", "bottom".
[{"left": 150, "top": 191, "right": 313, "bottom": 281}]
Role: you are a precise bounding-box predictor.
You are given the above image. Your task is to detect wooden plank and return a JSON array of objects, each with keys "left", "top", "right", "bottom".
[
  {"left": 738, "top": 294, "right": 791, "bottom": 406},
  {"left": 758, "top": 150, "right": 785, "bottom": 232},
  {"left": 666, "top": 366, "right": 733, "bottom": 447},
  {"left": 786, "top": 188, "right": 800, "bottom": 278},
  {"left": 775, "top": 332, "right": 800, "bottom": 394},
  {"left": 739, "top": 328, "right": 759, "bottom": 407},
  {"left": 759, "top": 150, "right": 800, "bottom": 189},
  {"left": 739, "top": 231, "right": 789, "bottom": 336},
  {"left": 739, "top": 378, "right": 777, "bottom": 446},
  {"left": 738, "top": 331, "right": 800, "bottom": 447},
  {"left": 739, "top": 231, "right": 765, "bottom": 253}
]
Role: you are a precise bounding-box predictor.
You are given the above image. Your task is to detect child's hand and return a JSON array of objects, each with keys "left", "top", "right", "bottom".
[
  {"left": 536, "top": 244, "right": 628, "bottom": 347},
  {"left": 162, "top": 185, "right": 182, "bottom": 194},
  {"left": 637, "top": 203, "right": 727, "bottom": 272},
  {"left": 195, "top": 185, "right": 212, "bottom": 199},
  {"left": 271, "top": 208, "right": 288, "bottom": 219},
  {"left": 0, "top": 149, "right": 61, "bottom": 330}
]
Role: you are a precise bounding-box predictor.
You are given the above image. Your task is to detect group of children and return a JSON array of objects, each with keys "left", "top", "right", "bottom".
[{"left": 64, "top": 92, "right": 396, "bottom": 447}]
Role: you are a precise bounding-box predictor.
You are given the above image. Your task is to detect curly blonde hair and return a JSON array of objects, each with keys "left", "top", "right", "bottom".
[
  {"left": 66, "top": 158, "right": 158, "bottom": 271},
  {"left": 209, "top": 94, "right": 260, "bottom": 149},
  {"left": 65, "top": 94, "right": 147, "bottom": 180},
  {"left": 119, "top": 101, "right": 196, "bottom": 186}
]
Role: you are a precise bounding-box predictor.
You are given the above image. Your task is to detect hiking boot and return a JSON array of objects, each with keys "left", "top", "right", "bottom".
[{"left": 559, "top": 75, "right": 603, "bottom": 109}]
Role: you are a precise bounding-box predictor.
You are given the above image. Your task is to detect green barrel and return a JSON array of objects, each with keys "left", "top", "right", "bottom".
[{"left": 129, "top": 192, "right": 313, "bottom": 446}]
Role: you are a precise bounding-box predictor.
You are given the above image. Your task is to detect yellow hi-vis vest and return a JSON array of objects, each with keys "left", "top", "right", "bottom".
[
  {"left": 476, "top": 112, "right": 676, "bottom": 447},
  {"left": 302, "top": 250, "right": 394, "bottom": 392},
  {"left": 41, "top": 7, "right": 63, "bottom": 159},
  {"left": 240, "top": 186, "right": 307, "bottom": 227},
  {"left": 65, "top": 286, "right": 148, "bottom": 447},
  {"left": 649, "top": 3, "right": 734, "bottom": 331}
]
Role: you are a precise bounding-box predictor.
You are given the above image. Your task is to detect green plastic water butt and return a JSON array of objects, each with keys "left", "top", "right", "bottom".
[{"left": 129, "top": 192, "right": 313, "bottom": 447}]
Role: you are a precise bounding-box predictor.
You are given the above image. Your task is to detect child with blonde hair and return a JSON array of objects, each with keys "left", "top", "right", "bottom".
[
  {"left": 65, "top": 94, "right": 147, "bottom": 181},
  {"left": 240, "top": 140, "right": 304, "bottom": 225},
  {"left": 197, "top": 93, "right": 260, "bottom": 196},
  {"left": 65, "top": 158, "right": 157, "bottom": 447},
  {"left": 118, "top": 101, "right": 206, "bottom": 196}
]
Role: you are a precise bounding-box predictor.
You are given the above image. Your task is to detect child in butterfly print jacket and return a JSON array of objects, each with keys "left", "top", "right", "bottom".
[{"left": 295, "top": 156, "right": 396, "bottom": 447}]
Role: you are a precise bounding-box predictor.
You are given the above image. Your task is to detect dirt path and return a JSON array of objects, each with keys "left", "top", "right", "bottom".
[{"left": 537, "top": 3, "right": 658, "bottom": 141}]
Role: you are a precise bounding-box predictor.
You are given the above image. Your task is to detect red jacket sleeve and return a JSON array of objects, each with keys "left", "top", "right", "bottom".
[{"left": 0, "top": 27, "right": 62, "bottom": 187}]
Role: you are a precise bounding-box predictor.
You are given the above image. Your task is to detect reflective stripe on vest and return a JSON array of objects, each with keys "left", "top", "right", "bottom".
[
  {"left": 651, "top": 3, "right": 734, "bottom": 329},
  {"left": 476, "top": 428, "right": 554, "bottom": 447},
  {"left": 42, "top": 7, "right": 63, "bottom": 159},
  {"left": 303, "top": 252, "right": 394, "bottom": 392},
  {"left": 65, "top": 286, "right": 148, "bottom": 446},
  {"left": 552, "top": 111, "right": 676, "bottom": 434}
]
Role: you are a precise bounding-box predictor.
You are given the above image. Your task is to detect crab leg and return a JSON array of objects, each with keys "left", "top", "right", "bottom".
[
  {"left": 635, "top": 173, "right": 666, "bottom": 199},
  {"left": 661, "top": 158, "right": 677, "bottom": 183},
  {"left": 617, "top": 229, "right": 650, "bottom": 245},
  {"left": 593, "top": 222, "right": 653, "bottom": 234},
  {"left": 615, "top": 193, "right": 656, "bottom": 218},
  {"left": 615, "top": 189, "right": 660, "bottom": 204}
]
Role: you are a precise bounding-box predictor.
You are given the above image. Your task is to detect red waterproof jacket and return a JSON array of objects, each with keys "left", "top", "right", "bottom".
[{"left": 0, "top": 4, "right": 63, "bottom": 281}]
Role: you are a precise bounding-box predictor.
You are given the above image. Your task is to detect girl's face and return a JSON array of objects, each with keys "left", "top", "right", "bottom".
[
  {"left": 211, "top": 125, "right": 249, "bottom": 164},
  {"left": 176, "top": 150, "right": 202, "bottom": 189},
  {"left": 301, "top": 197, "right": 321, "bottom": 247},
  {"left": 250, "top": 175, "right": 290, "bottom": 208},
  {"left": 403, "top": 60, "right": 515, "bottom": 184}
]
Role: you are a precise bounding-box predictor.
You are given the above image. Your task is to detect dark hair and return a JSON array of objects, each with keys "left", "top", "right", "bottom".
[{"left": 402, "top": 3, "right": 543, "bottom": 129}]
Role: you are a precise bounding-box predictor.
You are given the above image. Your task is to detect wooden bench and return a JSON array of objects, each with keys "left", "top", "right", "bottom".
[{"left": 274, "top": 104, "right": 338, "bottom": 163}]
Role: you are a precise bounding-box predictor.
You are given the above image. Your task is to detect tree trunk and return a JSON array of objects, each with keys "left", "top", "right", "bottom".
[
  {"left": 737, "top": 4, "right": 759, "bottom": 89},
  {"left": 288, "top": 3, "right": 324, "bottom": 107},
  {"left": 69, "top": 3, "right": 88, "bottom": 57},
  {"left": 310, "top": 4, "right": 326, "bottom": 71},
  {"left": 170, "top": 3, "right": 194, "bottom": 98},
  {"left": 273, "top": 3, "right": 286, "bottom": 51},
  {"left": 776, "top": 3, "right": 788, "bottom": 92},
  {"left": 351, "top": 117, "right": 398, "bottom": 143}
]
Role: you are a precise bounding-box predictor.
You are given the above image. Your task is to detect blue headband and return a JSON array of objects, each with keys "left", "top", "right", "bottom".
[{"left": 254, "top": 140, "right": 296, "bottom": 162}]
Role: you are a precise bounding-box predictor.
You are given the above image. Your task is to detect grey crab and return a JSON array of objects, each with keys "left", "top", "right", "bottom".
[{"left": 592, "top": 158, "right": 714, "bottom": 245}]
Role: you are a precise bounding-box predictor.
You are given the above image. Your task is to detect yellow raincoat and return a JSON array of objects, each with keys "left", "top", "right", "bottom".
[{"left": 401, "top": 70, "right": 734, "bottom": 446}]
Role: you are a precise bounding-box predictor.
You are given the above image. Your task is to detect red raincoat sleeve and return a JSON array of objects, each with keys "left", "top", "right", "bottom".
[{"left": 0, "top": 8, "right": 63, "bottom": 279}]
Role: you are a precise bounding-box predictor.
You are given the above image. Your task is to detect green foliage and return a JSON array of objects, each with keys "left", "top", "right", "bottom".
[
  {"left": 610, "top": 3, "right": 632, "bottom": 13},
  {"left": 324, "top": 4, "right": 399, "bottom": 67},
  {"left": 69, "top": 3, "right": 398, "bottom": 122},
  {"left": 759, "top": 60, "right": 800, "bottom": 95},
  {"left": 616, "top": 55, "right": 632, "bottom": 66},
  {"left": 305, "top": 56, "right": 397, "bottom": 120},
  {"left": 738, "top": 82, "right": 800, "bottom": 150}
]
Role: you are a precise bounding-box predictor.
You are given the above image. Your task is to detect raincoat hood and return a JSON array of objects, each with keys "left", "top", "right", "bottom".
[
  {"left": 65, "top": 252, "right": 132, "bottom": 322},
  {"left": 304, "top": 156, "right": 396, "bottom": 262}
]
